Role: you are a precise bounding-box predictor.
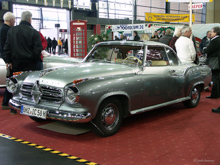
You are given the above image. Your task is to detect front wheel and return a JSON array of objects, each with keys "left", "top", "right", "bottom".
[
  {"left": 183, "top": 86, "right": 201, "bottom": 108},
  {"left": 91, "top": 98, "right": 123, "bottom": 137}
]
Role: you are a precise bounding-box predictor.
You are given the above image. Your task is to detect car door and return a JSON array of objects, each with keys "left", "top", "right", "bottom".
[{"left": 139, "top": 46, "right": 185, "bottom": 107}]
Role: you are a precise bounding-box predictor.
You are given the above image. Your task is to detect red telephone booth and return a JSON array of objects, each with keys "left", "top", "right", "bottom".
[{"left": 70, "top": 20, "right": 87, "bottom": 58}]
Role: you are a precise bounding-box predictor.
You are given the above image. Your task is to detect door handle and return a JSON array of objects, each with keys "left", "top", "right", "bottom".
[{"left": 169, "top": 70, "right": 176, "bottom": 73}]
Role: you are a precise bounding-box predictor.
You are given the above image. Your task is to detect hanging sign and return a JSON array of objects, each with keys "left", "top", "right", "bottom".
[
  {"left": 145, "top": 13, "right": 195, "bottom": 22},
  {"left": 111, "top": 24, "right": 145, "bottom": 32},
  {"left": 166, "top": 0, "right": 213, "bottom": 2},
  {"left": 188, "top": 3, "right": 203, "bottom": 9}
]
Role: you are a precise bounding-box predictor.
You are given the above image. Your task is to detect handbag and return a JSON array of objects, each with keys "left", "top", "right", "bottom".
[{"left": 207, "top": 56, "right": 219, "bottom": 70}]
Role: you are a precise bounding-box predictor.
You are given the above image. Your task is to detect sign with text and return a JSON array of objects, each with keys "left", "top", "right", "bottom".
[
  {"left": 166, "top": 0, "right": 213, "bottom": 2},
  {"left": 111, "top": 24, "right": 145, "bottom": 32},
  {"left": 188, "top": 3, "right": 203, "bottom": 10},
  {"left": 145, "top": 13, "right": 195, "bottom": 22}
]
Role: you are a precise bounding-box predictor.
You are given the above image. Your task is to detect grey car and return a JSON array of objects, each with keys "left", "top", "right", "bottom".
[
  {"left": 7, "top": 41, "right": 212, "bottom": 137},
  {"left": 0, "top": 56, "right": 81, "bottom": 87}
]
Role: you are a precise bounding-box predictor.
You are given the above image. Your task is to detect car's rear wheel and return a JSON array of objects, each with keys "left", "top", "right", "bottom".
[
  {"left": 92, "top": 98, "right": 123, "bottom": 137},
  {"left": 183, "top": 86, "right": 201, "bottom": 108},
  {"left": 29, "top": 116, "right": 48, "bottom": 122}
]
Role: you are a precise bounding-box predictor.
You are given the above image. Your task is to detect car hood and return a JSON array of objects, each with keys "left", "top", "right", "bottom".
[{"left": 38, "top": 63, "right": 138, "bottom": 88}]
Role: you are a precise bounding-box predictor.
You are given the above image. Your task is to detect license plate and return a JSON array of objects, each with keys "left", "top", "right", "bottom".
[{"left": 21, "top": 105, "right": 47, "bottom": 119}]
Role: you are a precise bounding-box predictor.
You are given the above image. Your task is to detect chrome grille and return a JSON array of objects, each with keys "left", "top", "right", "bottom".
[{"left": 21, "top": 83, "right": 63, "bottom": 103}]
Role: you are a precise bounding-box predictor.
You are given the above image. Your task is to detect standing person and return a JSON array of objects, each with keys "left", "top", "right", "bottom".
[
  {"left": 133, "top": 31, "right": 140, "bottom": 41},
  {"left": 169, "top": 27, "right": 182, "bottom": 52},
  {"left": 0, "top": 12, "right": 15, "bottom": 110},
  {"left": 114, "top": 36, "right": 120, "bottom": 40},
  {"left": 3, "top": 11, "right": 42, "bottom": 114},
  {"left": 36, "top": 31, "right": 47, "bottom": 70},
  {"left": 204, "top": 26, "right": 220, "bottom": 99},
  {"left": 175, "top": 26, "right": 196, "bottom": 64},
  {"left": 64, "top": 38, "right": 68, "bottom": 54},
  {"left": 58, "top": 37, "right": 62, "bottom": 55},
  {"left": 119, "top": 34, "right": 124, "bottom": 40},
  {"left": 47, "top": 37, "right": 52, "bottom": 53},
  {"left": 52, "top": 37, "right": 57, "bottom": 55},
  {"left": 199, "top": 31, "right": 211, "bottom": 55},
  {"left": 159, "top": 29, "right": 173, "bottom": 45},
  {"left": 151, "top": 31, "right": 160, "bottom": 39}
]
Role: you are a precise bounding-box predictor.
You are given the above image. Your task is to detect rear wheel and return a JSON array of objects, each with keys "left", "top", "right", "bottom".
[
  {"left": 92, "top": 98, "right": 123, "bottom": 137},
  {"left": 183, "top": 86, "right": 201, "bottom": 108}
]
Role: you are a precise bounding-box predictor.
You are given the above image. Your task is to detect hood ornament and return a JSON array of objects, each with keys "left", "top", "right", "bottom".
[{"left": 31, "top": 81, "right": 42, "bottom": 104}]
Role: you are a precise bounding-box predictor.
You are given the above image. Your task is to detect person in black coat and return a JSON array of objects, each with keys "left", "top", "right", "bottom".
[
  {"left": 199, "top": 31, "right": 211, "bottom": 54},
  {"left": 0, "top": 12, "right": 15, "bottom": 110},
  {"left": 4, "top": 11, "right": 42, "bottom": 72},
  {"left": 52, "top": 38, "right": 57, "bottom": 55},
  {"left": 47, "top": 37, "right": 52, "bottom": 53},
  {"left": 204, "top": 26, "right": 220, "bottom": 102},
  {"left": 133, "top": 31, "right": 140, "bottom": 41}
]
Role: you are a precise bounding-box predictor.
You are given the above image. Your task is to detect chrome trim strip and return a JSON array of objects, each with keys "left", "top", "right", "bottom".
[
  {"left": 131, "top": 97, "right": 190, "bottom": 115},
  {"left": 9, "top": 99, "right": 91, "bottom": 123}
]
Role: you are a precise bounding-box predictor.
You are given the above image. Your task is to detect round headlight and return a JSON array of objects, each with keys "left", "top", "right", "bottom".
[
  {"left": 6, "top": 78, "right": 18, "bottom": 93},
  {"left": 65, "top": 87, "right": 79, "bottom": 104}
]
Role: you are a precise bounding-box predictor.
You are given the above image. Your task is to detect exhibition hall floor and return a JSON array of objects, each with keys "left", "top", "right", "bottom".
[{"left": 0, "top": 88, "right": 220, "bottom": 165}]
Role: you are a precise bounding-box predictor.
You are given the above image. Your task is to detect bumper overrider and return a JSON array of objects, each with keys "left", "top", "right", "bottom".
[{"left": 9, "top": 99, "right": 92, "bottom": 123}]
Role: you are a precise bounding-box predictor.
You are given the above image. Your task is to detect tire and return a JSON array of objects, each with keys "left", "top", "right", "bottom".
[
  {"left": 29, "top": 116, "right": 49, "bottom": 122},
  {"left": 183, "top": 86, "right": 201, "bottom": 108},
  {"left": 92, "top": 98, "right": 123, "bottom": 137}
]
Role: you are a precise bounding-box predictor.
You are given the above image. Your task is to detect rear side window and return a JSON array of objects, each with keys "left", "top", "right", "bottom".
[{"left": 145, "top": 46, "right": 169, "bottom": 66}]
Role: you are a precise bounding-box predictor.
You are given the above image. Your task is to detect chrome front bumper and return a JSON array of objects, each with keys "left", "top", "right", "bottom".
[{"left": 9, "top": 99, "right": 92, "bottom": 123}]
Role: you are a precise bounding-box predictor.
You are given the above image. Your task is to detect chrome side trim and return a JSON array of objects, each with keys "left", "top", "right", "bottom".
[
  {"left": 9, "top": 99, "right": 91, "bottom": 123},
  {"left": 131, "top": 97, "right": 190, "bottom": 115}
]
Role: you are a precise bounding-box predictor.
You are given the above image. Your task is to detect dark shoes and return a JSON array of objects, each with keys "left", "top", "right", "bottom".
[
  {"left": 212, "top": 107, "right": 220, "bottom": 113},
  {"left": 206, "top": 96, "right": 218, "bottom": 99},
  {"left": 2, "top": 105, "right": 10, "bottom": 110},
  {"left": 10, "top": 109, "right": 17, "bottom": 115}
]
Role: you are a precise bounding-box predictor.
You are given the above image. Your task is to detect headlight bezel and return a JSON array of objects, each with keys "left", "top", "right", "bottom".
[
  {"left": 65, "top": 85, "right": 80, "bottom": 104},
  {"left": 6, "top": 78, "right": 18, "bottom": 94}
]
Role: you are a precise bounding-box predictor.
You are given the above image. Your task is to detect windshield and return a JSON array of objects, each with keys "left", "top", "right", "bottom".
[{"left": 84, "top": 45, "right": 144, "bottom": 67}]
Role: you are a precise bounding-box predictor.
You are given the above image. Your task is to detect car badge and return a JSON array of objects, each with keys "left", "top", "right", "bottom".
[{"left": 31, "top": 81, "right": 42, "bottom": 104}]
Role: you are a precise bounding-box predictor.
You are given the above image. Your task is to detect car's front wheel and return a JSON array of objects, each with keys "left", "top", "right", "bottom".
[
  {"left": 183, "top": 86, "right": 201, "bottom": 108},
  {"left": 91, "top": 98, "right": 123, "bottom": 137}
]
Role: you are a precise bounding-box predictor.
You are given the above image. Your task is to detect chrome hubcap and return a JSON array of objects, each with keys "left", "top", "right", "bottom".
[
  {"left": 191, "top": 88, "right": 198, "bottom": 103},
  {"left": 101, "top": 103, "right": 119, "bottom": 130}
]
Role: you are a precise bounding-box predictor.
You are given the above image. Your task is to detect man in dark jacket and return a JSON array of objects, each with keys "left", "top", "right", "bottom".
[
  {"left": 0, "top": 12, "right": 15, "bottom": 110},
  {"left": 159, "top": 29, "right": 173, "bottom": 45},
  {"left": 52, "top": 38, "right": 57, "bottom": 55},
  {"left": 133, "top": 31, "right": 140, "bottom": 41},
  {"left": 47, "top": 37, "right": 52, "bottom": 53},
  {"left": 204, "top": 26, "right": 220, "bottom": 102},
  {"left": 3, "top": 11, "right": 42, "bottom": 114},
  {"left": 4, "top": 10, "right": 42, "bottom": 72},
  {"left": 199, "top": 31, "right": 211, "bottom": 54}
]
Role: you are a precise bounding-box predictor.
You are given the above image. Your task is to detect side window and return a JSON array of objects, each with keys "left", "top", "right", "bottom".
[
  {"left": 165, "top": 47, "right": 179, "bottom": 65},
  {"left": 145, "top": 46, "right": 169, "bottom": 66}
]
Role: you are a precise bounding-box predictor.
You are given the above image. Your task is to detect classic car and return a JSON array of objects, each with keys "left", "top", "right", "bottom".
[
  {"left": 7, "top": 41, "right": 212, "bottom": 137},
  {"left": 0, "top": 56, "right": 81, "bottom": 87}
]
